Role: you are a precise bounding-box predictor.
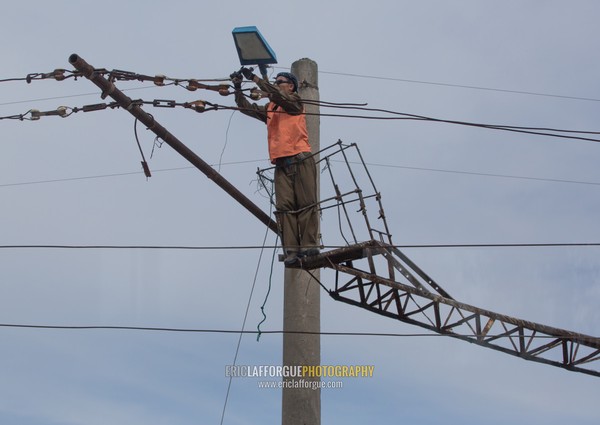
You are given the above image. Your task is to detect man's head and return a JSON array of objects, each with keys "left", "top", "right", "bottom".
[{"left": 275, "top": 72, "right": 298, "bottom": 93}]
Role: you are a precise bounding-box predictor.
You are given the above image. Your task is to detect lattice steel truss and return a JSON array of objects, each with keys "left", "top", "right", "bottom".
[
  {"left": 259, "top": 140, "right": 600, "bottom": 378},
  {"left": 303, "top": 241, "right": 600, "bottom": 377}
]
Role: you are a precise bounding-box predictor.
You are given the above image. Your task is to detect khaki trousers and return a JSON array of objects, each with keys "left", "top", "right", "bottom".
[{"left": 274, "top": 155, "right": 319, "bottom": 253}]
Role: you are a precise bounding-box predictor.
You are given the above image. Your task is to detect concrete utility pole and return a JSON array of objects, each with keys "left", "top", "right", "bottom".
[
  {"left": 70, "top": 53, "right": 322, "bottom": 423},
  {"left": 282, "top": 59, "right": 320, "bottom": 425}
]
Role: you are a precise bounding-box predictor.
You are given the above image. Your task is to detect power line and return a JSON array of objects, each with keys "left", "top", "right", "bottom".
[
  {"left": 0, "top": 86, "right": 154, "bottom": 107},
  {"left": 5, "top": 86, "right": 600, "bottom": 144},
  {"left": 5, "top": 67, "right": 600, "bottom": 142},
  {"left": 220, "top": 205, "right": 276, "bottom": 425},
  {"left": 1, "top": 242, "right": 598, "bottom": 250},
  {"left": 356, "top": 161, "right": 600, "bottom": 187},
  {"left": 2, "top": 159, "right": 599, "bottom": 189},
  {"left": 0, "top": 160, "right": 267, "bottom": 188},
  {"left": 0, "top": 322, "right": 583, "bottom": 339},
  {"left": 313, "top": 69, "right": 600, "bottom": 103},
  {"left": 4, "top": 65, "right": 597, "bottom": 105}
]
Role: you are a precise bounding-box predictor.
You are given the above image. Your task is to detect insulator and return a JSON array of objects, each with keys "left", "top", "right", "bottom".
[
  {"left": 53, "top": 69, "right": 66, "bottom": 81},
  {"left": 154, "top": 75, "right": 166, "bottom": 86},
  {"left": 56, "top": 106, "right": 69, "bottom": 117},
  {"left": 189, "top": 100, "right": 206, "bottom": 112},
  {"left": 186, "top": 80, "right": 199, "bottom": 91},
  {"left": 219, "top": 87, "right": 230, "bottom": 96}
]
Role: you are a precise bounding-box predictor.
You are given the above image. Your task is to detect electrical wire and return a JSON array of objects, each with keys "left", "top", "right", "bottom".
[
  {"left": 3, "top": 67, "right": 599, "bottom": 140},
  {"left": 1, "top": 157, "right": 599, "bottom": 189},
  {"left": 256, "top": 234, "right": 279, "bottom": 341},
  {"left": 224, "top": 102, "right": 600, "bottom": 144},
  {"left": 218, "top": 110, "right": 236, "bottom": 173},
  {"left": 1, "top": 243, "right": 599, "bottom": 250},
  {"left": 0, "top": 160, "right": 267, "bottom": 188},
  {"left": 0, "top": 323, "right": 588, "bottom": 340},
  {"left": 0, "top": 86, "right": 164, "bottom": 107},
  {"left": 352, "top": 161, "right": 600, "bottom": 187},
  {"left": 6, "top": 92, "right": 600, "bottom": 144},
  {"left": 220, "top": 202, "right": 275, "bottom": 425},
  {"left": 303, "top": 68, "right": 600, "bottom": 103},
  {"left": 5, "top": 65, "right": 598, "bottom": 104}
]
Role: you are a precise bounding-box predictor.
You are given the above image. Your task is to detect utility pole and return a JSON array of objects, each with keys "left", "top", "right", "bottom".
[
  {"left": 70, "top": 52, "right": 322, "bottom": 423},
  {"left": 282, "top": 58, "right": 320, "bottom": 425}
]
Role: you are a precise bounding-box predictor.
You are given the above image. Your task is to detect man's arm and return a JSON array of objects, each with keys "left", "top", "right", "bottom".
[
  {"left": 232, "top": 74, "right": 268, "bottom": 123},
  {"left": 255, "top": 78, "right": 303, "bottom": 115}
]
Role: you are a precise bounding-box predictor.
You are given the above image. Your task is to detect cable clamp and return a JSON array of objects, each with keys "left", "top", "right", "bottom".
[{"left": 152, "top": 99, "right": 176, "bottom": 108}]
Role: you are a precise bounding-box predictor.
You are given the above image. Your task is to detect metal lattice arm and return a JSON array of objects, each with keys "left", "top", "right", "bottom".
[{"left": 311, "top": 241, "right": 600, "bottom": 378}]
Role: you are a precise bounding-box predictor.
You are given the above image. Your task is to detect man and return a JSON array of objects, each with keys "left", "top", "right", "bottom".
[{"left": 231, "top": 68, "right": 319, "bottom": 266}]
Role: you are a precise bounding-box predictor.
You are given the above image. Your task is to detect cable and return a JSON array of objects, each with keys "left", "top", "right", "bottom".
[
  {"left": 228, "top": 102, "right": 600, "bottom": 144},
  {"left": 350, "top": 161, "right": 600, "bottom": 187},
  {"left": 0, "top": 86, "right": 165, "bottom": 107},
  {"left": 308, "top": 68, "right": 600, "bottom": 103},
  {"left": 0, "top": 160, "right": 267, "bottom": 188},
  {"left": 0, "top": 243, "right": 594, "bottom": 249},
  {"left": 2, "top": 158, "right": 599, "bottom": 189},
  {"left": 5, "top": 65, "right": 597, "bottom": 104},
  {"left": 7, "top": 89, "right": 600, "bottom": 141},
  {"left": 218, "top": 110, "right": 236, "bottom": 173},
  {"left": 133, "top": 118, "right": 152, "bottom": 178},
  {"left": 6, "top": 92, "right": 600, "bottom": 144},
  {"left": 256, "top": 233, "right": 279, "bottom": 341},
  {"left": 220, "top": 202, "right": 274, "bottom": 425},
  {"left": 0, "top": 323, "right": 589, "bottom": 340}
]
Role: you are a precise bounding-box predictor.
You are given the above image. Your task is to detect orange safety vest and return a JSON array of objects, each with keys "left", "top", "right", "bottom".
[{"left": 266, "top": 102, "right": 311, "bottom": 163}]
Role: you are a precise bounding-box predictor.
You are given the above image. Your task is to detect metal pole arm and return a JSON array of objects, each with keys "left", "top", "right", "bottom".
[{"left": 68, "top": 54, "right": 278, "bottom": 234}]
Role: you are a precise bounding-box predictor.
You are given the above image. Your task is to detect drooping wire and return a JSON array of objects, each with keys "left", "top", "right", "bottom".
[
  {"left": 220, "top": 199, "right": 276, "bottom": 425},
  {"left": 280, "top": 67, "right": 600, "bottom": 103},
  {"left": 133, "top": 118, "right": 152, "bottom": 178},
  {"left": 254, "top": 176, "right": 279, "bottom": 341},
  {"left": 227, "top": 102, "right": 600, "bottom": 144},
  {"left": 218, "top": 110, "right": 236, "bottom": 173},
  {"left": 256, "top": 232, "right": 279, "bottom": 342},
  {"left": 7, "top": 93, "right": 600, "bottom": 144}
]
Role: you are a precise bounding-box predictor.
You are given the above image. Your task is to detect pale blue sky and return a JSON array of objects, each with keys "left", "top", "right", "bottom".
[{"left": 1, "top": 1, "right": 599, "bottom": 424}]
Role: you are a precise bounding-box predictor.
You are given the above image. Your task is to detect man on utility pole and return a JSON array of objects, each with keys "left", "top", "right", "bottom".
[
  {"left": 231, "top": 60, "right": 321, "bottom": 425},
  {"left": 230, "top": 68, "right": 320, "bottom": 266}
]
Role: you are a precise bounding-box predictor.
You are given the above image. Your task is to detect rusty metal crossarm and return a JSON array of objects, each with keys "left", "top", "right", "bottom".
[{"left": 327, "top": 258, "right": 600, "bottom": 377}]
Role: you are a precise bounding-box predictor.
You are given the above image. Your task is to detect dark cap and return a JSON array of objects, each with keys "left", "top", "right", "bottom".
[{"left": 276, "top": 72, "right": 299, "bottom": 92}]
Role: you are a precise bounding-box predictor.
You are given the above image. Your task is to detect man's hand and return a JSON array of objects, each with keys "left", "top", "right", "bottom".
[
  {"left": 240, "top": 67, "right": 256, "bottom": 81},
  {"left": 229, "top": 71, "right": 243, "bottom": 89}
]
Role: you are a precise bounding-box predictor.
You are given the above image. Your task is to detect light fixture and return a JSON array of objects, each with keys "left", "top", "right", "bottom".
[{"left": 232, "top": 26, "right": 277, "bottom": 79}]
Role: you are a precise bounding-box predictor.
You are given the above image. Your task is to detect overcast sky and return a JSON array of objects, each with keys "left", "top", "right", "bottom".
[{"left": 1, "top": 1, "right": 599, "bottom": 424}]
